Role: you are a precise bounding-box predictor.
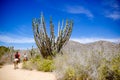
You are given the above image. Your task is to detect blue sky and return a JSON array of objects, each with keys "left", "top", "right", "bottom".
[{"left": 0, "top": 0, "right": 120, "bottom": 49}]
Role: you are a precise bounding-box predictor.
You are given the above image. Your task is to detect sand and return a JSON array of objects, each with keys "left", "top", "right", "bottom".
[{"left": 0, "top": 63, "right": 56, "bottom": 80}]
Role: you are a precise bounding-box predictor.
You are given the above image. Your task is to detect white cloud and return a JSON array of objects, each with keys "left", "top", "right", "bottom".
[
  {"left": 71, "top": 38, "right": 120, "bottom": 44},
  {"left": 65, "top": 6, "right": 93, "bottom": 18},
  {"left": 106, "top": 11, "right": 120, "bottom": 20},
  {"left": 0, "top": 35, "right": 35, "bottom": 43},
  {"left": 111, "top": 3, "right": 119, "bottom": 9},
  {"left": 1, "top": 34, "right": 119, "bottom": 45},
  {"left": 103, "top": 0, "right": 120, "bottom": 20}
]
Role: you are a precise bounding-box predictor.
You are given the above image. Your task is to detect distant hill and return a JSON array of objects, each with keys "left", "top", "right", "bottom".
[
  {"left": 62, "top": 40, "right": 120, "bottom": 56},
  {"left": 19, "top": 40, "right": 120, "bottom": 59}
]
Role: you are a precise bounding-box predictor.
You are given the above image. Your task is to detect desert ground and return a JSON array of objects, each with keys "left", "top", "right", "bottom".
[{"left": 0, "top": 63, "right": 56, "bottom": 80}]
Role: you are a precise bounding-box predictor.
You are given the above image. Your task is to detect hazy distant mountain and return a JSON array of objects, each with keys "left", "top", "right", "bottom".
[
  {"left": 20, "top": 40, "right": 120, "bottom": 57},
  {"left": 62, "top": 40, "right": 120, "bottom": 55}
]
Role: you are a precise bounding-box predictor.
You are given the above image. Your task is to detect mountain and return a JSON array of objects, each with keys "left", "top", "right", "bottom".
[
  {"left": 62, "top": 40, "right": 120, "bottom": 55},
  {"left": 19, "top": 40, "right": 120, "bottom": 59}
]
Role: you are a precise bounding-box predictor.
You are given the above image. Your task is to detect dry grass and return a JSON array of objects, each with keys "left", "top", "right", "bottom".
[{"left": 53, "top": 41, "right": 120, "bottom": 80}]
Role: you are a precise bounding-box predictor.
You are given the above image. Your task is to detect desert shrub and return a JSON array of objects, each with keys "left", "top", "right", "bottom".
[
  {"left": 22, "top": 55, "right": 54, "bottom": 72},
  {"left": 59, "top": 65, "right": 91, "bottom": 80},
  {"left": 0, "top": 61, "right": 5, "bottom": 65},
  {"left": 53, "top": 48, "right": 120, "bottom": 80},
  {"left": 30, "top": 55, "right": 41, "bottom": 64},
  {"left": 75, "top": 67, "right": 91, "bottom": 80},
  {"left": 53, "top": 53, "right": 92, "bottom": 80},
  {"left": 0, "top": 46, "right": 10, "bottom": 59},
  {"left": 0, "top": 61, "right": 5, "bottom": 68},
  {"left": 63, "top": 67, "right": 76, "bottom": 80},
  {"left": 22, "top": 55, "right": 41, "bottom": 70},
  {"left": 22, "top": 61, "right": 33, "bottom": 70},
  {"left": 98, "top": 64, "right": 113, "bottom": 80},
  {"left": 37, "top": 59, "right": 54, "bottom": 72},
  {"left": 110, "top": 54, "right": 120, "bottom": 80},
  {"left": 98, "top": 54, "right": 120, "bottom": 80}
]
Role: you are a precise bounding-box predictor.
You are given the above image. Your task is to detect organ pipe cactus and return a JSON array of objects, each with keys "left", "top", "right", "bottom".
[{"left": 32, "top": 13, "right": 73, "bottom": 58}]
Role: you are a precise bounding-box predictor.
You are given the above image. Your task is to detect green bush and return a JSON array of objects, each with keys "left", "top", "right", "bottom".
[
  {"left": 110, "top": 55, "right": 120, "bottom": 80},
  {"left": 22, "top": 61, "right": 33, "bottom": 70},
  {"left": 76, "top": 66, "right": 91, "bottom": 80},
  {"left": 22, "top": 55, "right": 54, "bottom": 72},
  {"left": 37, "top": 59, "right": 54, "bottom": 72},
  {"left": 64, "top": 67, "right": 75, "bottom": 80},
  {"left": 30, "top": 57, "right": 41, "bottom": 64},
  {"left": 76, "top": 71, "right": 91, "bottom": 80},
  {"left": 63, "top": 67, "right": 91, "bottom": 80},
  {"left": 98, "top": 55, "right": 120, "bottom": 80},
  {"left": 0, "top": 46, "right": 10, "bottom": 59},
  {"left": 98, "top": 64, "right": 112, "bottom": 80},
  {"left": 22, "top": 55, "right": 41, "bottom": 70}
]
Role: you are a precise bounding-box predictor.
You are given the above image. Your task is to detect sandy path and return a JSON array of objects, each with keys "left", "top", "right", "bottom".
[{"left": 0, "top": 63, "right": 56, "bottom": 80}]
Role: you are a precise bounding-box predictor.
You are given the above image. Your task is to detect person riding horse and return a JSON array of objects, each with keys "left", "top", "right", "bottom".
[
  {"left": 13, "top": 51, "right": 20, "bottom": 69},
  {"left": 23, "top": 53, "right": 28, "bottom": 62},
  {"left": 14, "top": 51, "right": 20, "bottom": 63}
]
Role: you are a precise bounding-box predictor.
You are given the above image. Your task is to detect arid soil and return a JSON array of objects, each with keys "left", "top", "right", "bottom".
[{"left": 0, "top": 63, "right": 56, "bottom": 80}]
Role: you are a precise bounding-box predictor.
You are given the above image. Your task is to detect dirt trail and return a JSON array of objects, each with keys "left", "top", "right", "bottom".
[{"left": 0, "top": 63, "right": 56, "bottom": 80}]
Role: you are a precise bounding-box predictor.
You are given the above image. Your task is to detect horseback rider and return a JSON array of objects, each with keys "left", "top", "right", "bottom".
[
  {"left": 23, "top": 53, "right": 28, "bottom": 61},
  {"left": 14, "top": 51, "right": 20, "bottom": 63}
]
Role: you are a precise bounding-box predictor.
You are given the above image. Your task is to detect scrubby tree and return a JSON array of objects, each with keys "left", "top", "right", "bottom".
[
  {"left": 9, "top": 46, "right": 14, "bottom": 62},
  {"left": 30, "top": 46, "right": 36, "bottom": 58},
  {"left": 32, "top": 13, "right": 73, "bottom": 58},
  {"left": 0, "top": 46, "right": 10, "bottom": 59}
]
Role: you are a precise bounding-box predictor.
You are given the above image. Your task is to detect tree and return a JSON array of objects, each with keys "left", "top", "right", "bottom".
[
  {"left": 30, "top": 46, "right": 36, "bottom": 58},
  {"left": 0, "top": 46, "right": 10, "bottom": 59},
  {"left": 32, "top": 13, "right": 73, "bottom": 58},
  {"left": 9, "top": 46, "right": 14, "bottom": 62}
]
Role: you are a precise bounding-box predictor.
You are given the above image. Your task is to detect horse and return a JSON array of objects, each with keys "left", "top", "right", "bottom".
[
  {"left": 23, "top": 57, "right": 28, "bottom": 62},
  {"left": 13, "top": 58, "right": 20, "bottom": 69}
]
